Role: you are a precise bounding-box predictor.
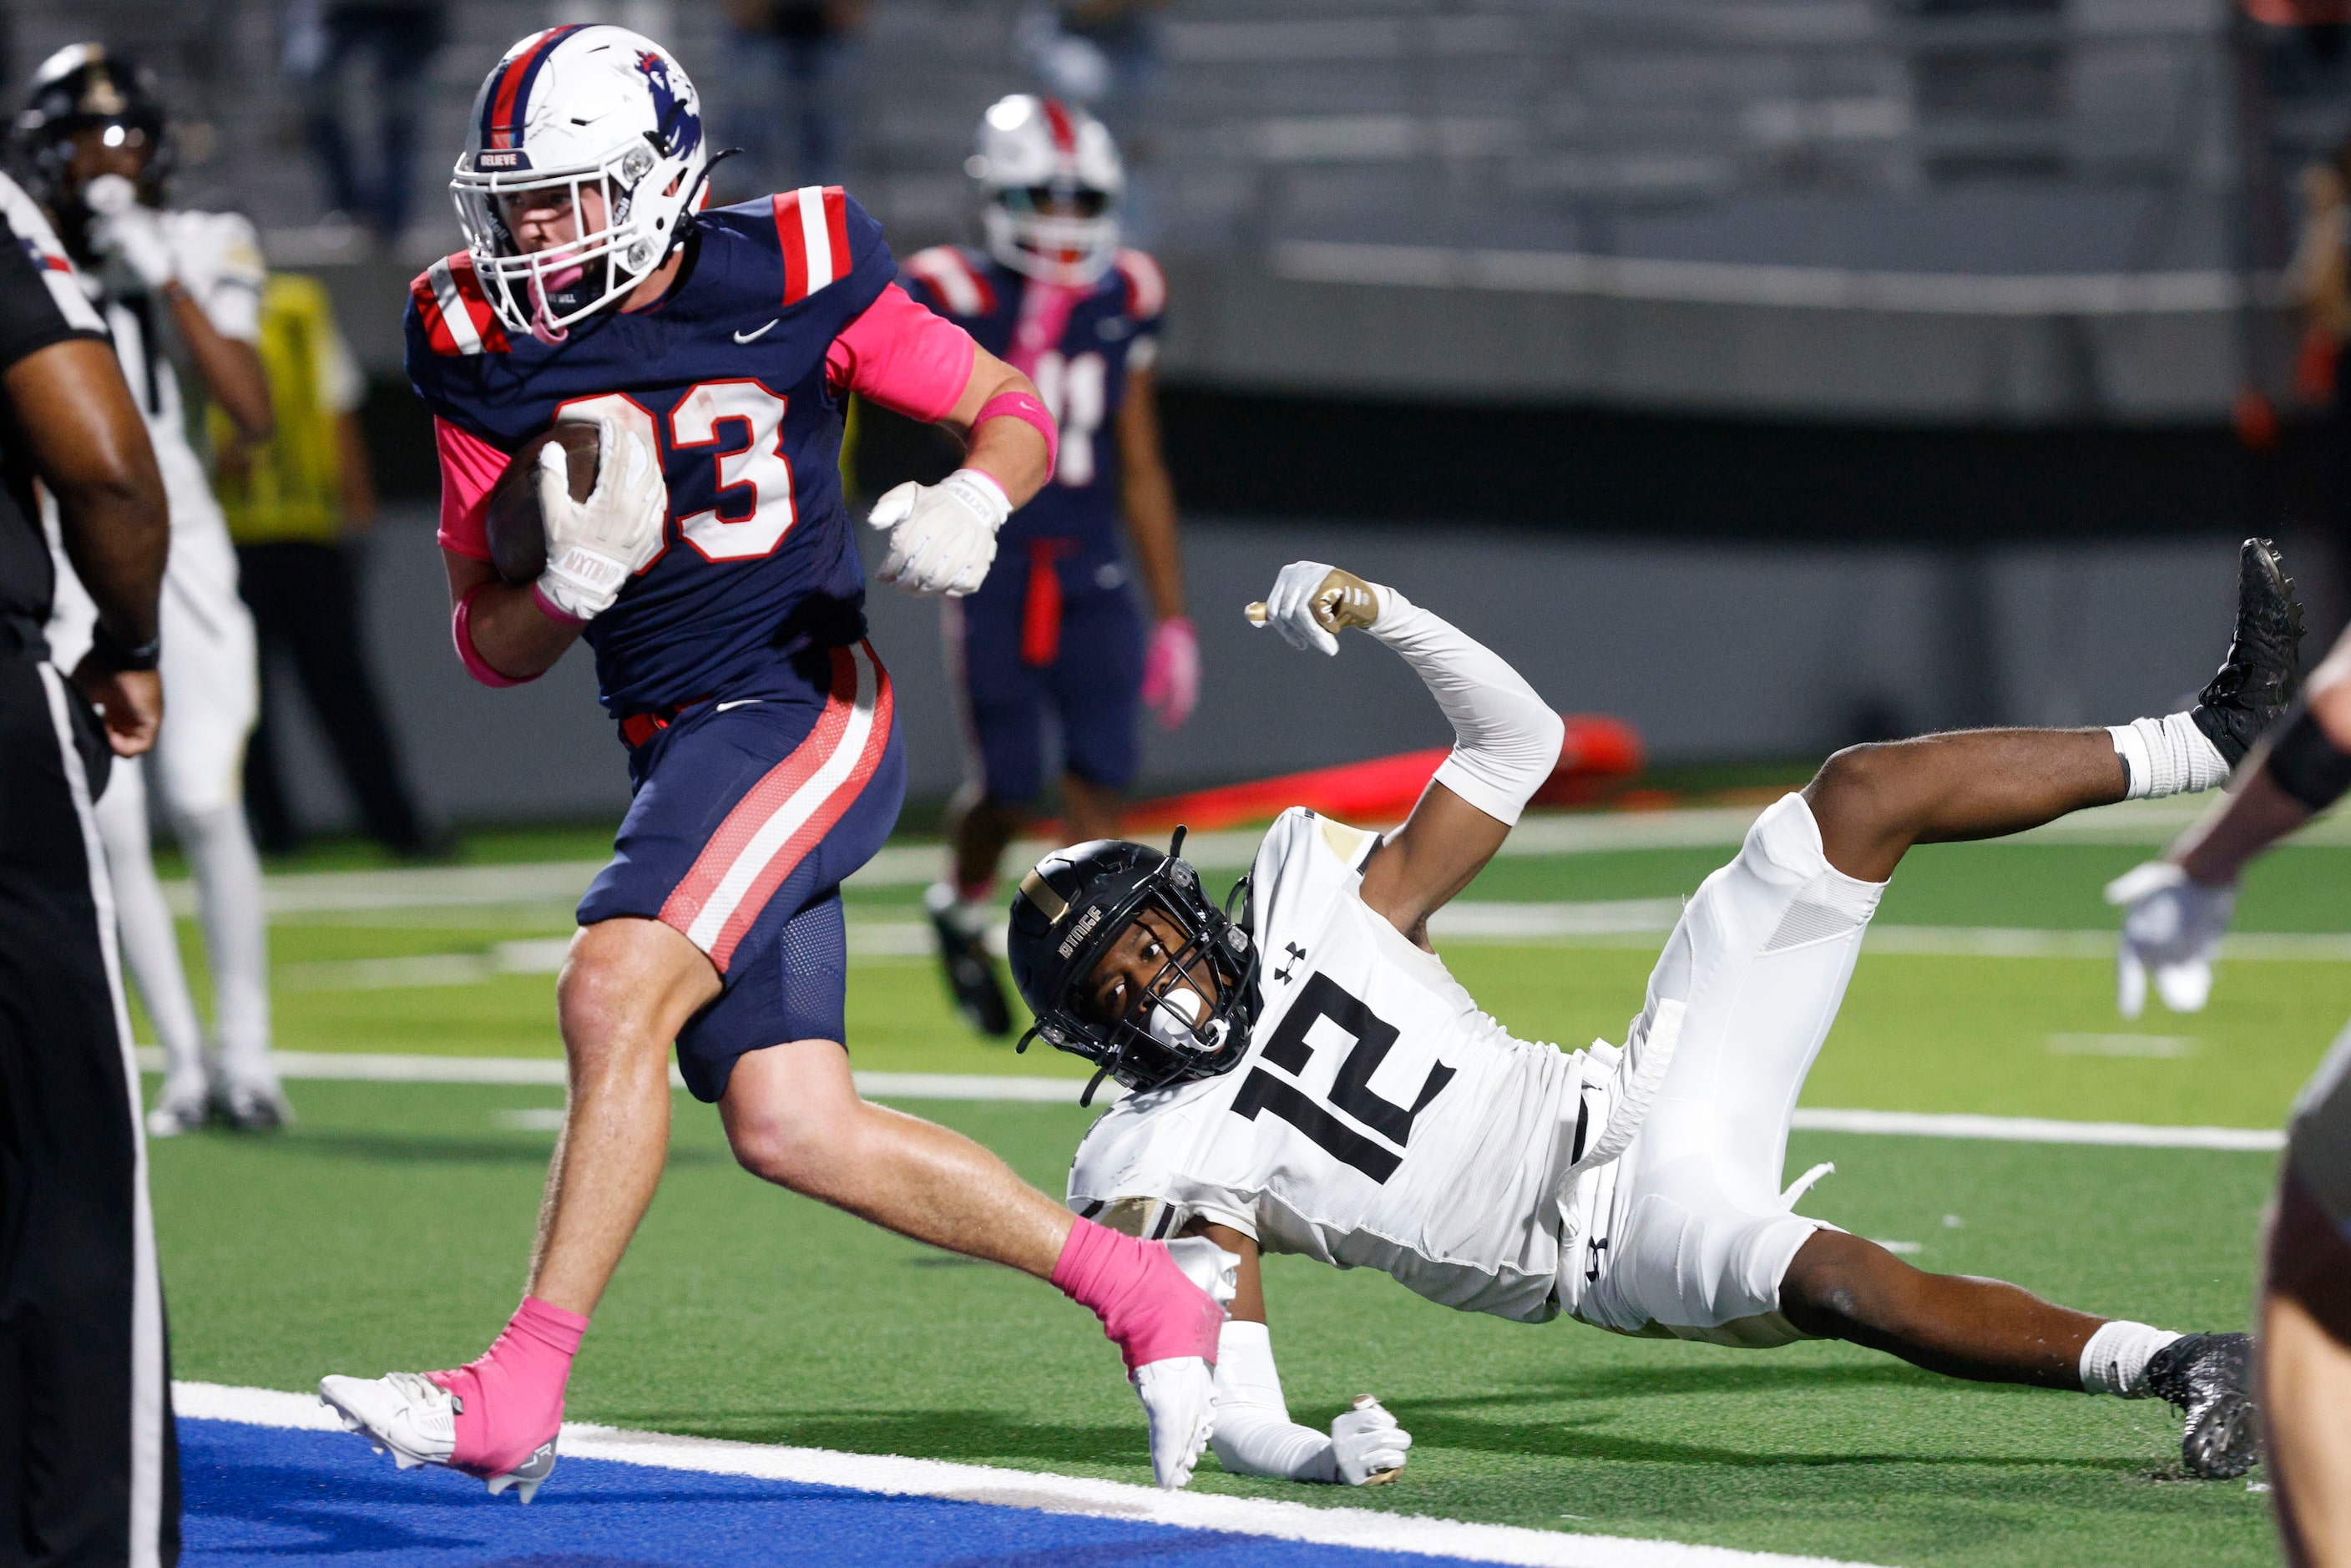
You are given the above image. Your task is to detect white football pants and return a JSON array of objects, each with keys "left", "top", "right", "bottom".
[{"left": 1565, "top": 793, "right": 1883, "bottom": 1347}]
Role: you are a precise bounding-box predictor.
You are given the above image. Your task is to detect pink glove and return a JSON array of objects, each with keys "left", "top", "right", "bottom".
[{"left": 1141, "top": 616, "right": 1200, "bottom": 731}]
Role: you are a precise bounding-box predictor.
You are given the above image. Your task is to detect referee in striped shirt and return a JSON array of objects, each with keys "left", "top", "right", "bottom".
[{"left": 0, "top": 169, "right": 177, "bottom": 1564}]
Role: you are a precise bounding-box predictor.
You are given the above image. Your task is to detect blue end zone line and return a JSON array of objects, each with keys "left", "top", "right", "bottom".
[{"left": 179, "top": 1383, "right": 1881, "bottom": 1568}]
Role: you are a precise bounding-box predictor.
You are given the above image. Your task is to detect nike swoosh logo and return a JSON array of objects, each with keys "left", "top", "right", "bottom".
[
  {"left": 733, "top": 320, "right": 779, "bottom": 343},
  {"left": 715, "top": 699, "right": 762, "bottom": 712}
]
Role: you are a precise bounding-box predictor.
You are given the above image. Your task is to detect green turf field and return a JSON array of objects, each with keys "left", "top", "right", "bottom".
[{"left": 143, "top": 815, "right": 2350, "bottom": 1565}]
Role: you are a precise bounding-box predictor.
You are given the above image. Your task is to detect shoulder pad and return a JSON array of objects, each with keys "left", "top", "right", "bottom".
[
  {"left": 903, "top": 243, "right": 999, "bottom": 318},
  {"left": 408, "top": 252, "right": 509, "bottom": 357},
  {"left": 1113, "top": 247, "right": 1165, "bottom": 321},
  {"left": 768, "top": 185, "right": 862, "bottom": 306}
]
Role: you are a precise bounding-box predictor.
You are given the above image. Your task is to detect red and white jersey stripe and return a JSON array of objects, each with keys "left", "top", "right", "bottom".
[
  {"left": 773, "top": 185, "right": 853, "bottom": 306},
  {"left": 902, "top": 245, "right": 998, "bottom": 318},
  {"left": 411, "top": 253, "right": 509, "bottom": 357},
  {"left": 0, "top": 172, "right": 102, "bottom": 334},
  {"left": 659, "top": 643, "right": 894, "bottom": 971},
  {"left": 1113, "top": 248, "right": 1166, "bottom": 321}
]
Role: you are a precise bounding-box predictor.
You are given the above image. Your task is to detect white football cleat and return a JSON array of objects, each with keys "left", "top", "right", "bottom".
[
  {"left": 1133, "top": 1357, "right": 1216, "bottom": 1490},
  {"left": 145, "top": 1068, "right": 210, "bottom": 1138},
  {"left": 317, "top": 1372, "right": 560, "bottom": 1504}
]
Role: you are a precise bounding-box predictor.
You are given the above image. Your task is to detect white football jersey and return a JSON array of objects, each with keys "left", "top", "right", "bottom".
[
  {"left": 85, "top": 209, "right": 265, "bottom": 539},
  {"left": 1067, "top": 808, "right": 1595, "bottom": 1324}
]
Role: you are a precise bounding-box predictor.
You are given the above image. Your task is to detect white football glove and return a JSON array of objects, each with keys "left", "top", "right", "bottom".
[
  {"left": 1329, "top": 1395, "right": 1411, "bottom": 1485},
  {"left": 83, "top": 175, "right": 178, "bottom": 291},
  {"left": 1251, "top": 559, "right": 1386, "bottom": 656},
  {"left": 534, "top": 417, "right": 667, "bottom": 623},
  {"left": 867, "top": 469, "right": 1011, "bottom": 596},
  {"left": 2105, "top": 860, "right": 2237, "bottom": 1019}
]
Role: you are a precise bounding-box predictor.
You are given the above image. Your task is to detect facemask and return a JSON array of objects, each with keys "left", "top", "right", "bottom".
[{"left": 1147, "top": 985, "right": 1226, "bottom": 1055}]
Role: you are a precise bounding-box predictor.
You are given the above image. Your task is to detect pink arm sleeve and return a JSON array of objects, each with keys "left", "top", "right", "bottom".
[
  {"left": 826, "top": 283, "right": 978, "bottom": 424},
  {"left": 437, "top": 417, "right": 507, "bottom": 562}
]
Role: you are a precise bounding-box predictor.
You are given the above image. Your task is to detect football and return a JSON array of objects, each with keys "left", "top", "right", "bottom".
[{"left": 483, "top": 422, "right": 600, "bottom": 585}]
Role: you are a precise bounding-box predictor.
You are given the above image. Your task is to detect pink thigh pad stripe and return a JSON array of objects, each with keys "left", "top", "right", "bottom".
[{"left": 657, "top": 643, "right": 896, "bottom": 971}]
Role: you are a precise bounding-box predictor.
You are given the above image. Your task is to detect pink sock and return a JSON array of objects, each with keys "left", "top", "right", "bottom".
[
  {"left": 1052, "top": 1217, "right": 1223, "bottom": 1373},
  {"left": 428, "top": 1296, "right": 588, "bottom": 1476}
]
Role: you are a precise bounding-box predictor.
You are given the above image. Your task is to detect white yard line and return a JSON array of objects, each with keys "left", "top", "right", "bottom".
[
  {"left": 266, "top": 913, "right": 2351, "bottom": 988},
  {"left": 1787, "top": 1108, "right": 2282, "bottom": 1152},
  {"left": 174, "top": 1381, "right": 1882, "bottom": 1568},
  {"left": 157, "top": 798, "right": 2351, "bottom": 919},
  {"left": 135, "top": 1047, "right": 2287, "bottom": 1147}
]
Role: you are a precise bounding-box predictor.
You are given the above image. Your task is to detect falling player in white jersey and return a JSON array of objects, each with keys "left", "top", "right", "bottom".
[
  {"left": 1008, "top": 544, "right": 2306, "bottom": 1488},
  {"left": 18, "top": 45, "right": 288, "bottom": 1131}
]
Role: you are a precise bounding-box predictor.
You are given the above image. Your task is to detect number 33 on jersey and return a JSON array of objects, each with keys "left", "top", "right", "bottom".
[{"left": 412, "top": 185, "right": 897, "bottom": 717}]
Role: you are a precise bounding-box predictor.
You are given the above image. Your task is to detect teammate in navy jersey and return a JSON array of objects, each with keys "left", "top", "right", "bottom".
[
  {"left": 319, "top": 26, "right": 1236, "bottom": 1502},
  {"left": 902, "top": 96, "right": 1195, "bottom": 1036}
]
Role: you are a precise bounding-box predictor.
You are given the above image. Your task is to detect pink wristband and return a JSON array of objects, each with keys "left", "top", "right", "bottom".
[
  {"left": 454, "top": 584, "right": 537, "bottom": 688},
  {"left": 974, "top": 391, "right": 1059, "bottom": 479}
]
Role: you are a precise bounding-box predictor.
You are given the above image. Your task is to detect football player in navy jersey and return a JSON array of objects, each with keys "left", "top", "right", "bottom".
[
  {"left": 319, "top": 26, "right": 1234, "bottom": 1501},
  {"left": 902, "top": 96, "right": 1194, "bottom": 1037}
]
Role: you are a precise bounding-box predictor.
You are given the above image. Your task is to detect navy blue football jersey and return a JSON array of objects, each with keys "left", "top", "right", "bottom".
[
  {"left": 412, "top": 186, "right": 892, "bottom": 716},
  {"left": 899, "top": 245, "right": 1163, "bottom": 604}
]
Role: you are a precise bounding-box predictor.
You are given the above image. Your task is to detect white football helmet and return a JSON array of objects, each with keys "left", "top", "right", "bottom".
[
  {"left": 450, "top": 25, "right": 709, "bottom": 343},
  {"left": 967, "top": 94, "right": 1121, "bottom": 286}
]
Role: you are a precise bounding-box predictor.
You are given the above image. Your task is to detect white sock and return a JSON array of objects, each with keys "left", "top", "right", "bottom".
[
  {"left": 2079, "top": 1319, "right": 2182, "bottom": 1398},
  {"left": 96, "top": 759, "right": 207, "bottom": 1084},
  {"left": 179, "top": 802, "right": 273, "bottom": 1080},
  {"left": 926, "top": 879, "right": 993, "bottom": 934},
  {"left": 2107, "top": 714, "right": 2229, "bottom": 799}
]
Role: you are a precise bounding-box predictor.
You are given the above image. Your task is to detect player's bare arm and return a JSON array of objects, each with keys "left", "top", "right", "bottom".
[
  {"left": 940, "top": 346, "right": 1051, "bottom": 504},
  {"left": 1117, "top": 363, "right": 1200, "bottom": 736},
  {"left": 13, "top": 334, "right": 167, "bottom": 752},
  {"left": 1117, "top": 366, "right": 1183, "bottom": 623},
  {"left": 442, "top": 547, "right": 584, "bottom": 680},
  {"left": 162, "top": 284, "right": 270, "bottom": 439},
  {"left": 1251, "top": 559, "right": 1565, "bottom": 947}
]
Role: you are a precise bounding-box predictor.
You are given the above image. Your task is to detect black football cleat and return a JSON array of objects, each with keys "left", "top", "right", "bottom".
[
  {"left": 926, "top": 884, "right": 1014, "bottom": 1037},
  {"left": 2145, "top": 1331, "right": 2258, "bottom": 1479},
  {"left": 2191, "top": 538, "right": 2303, "bottom": 767}
]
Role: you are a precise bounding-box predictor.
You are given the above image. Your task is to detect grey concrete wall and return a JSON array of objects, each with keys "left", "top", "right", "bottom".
[{"left": 265, "top": 511, "right": 2269, "bottom": 831}]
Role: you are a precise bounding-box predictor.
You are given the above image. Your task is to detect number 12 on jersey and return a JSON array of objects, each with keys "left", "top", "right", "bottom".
[{"left": 1230, "top": 973, "right": 1456, "bottom": 1183}]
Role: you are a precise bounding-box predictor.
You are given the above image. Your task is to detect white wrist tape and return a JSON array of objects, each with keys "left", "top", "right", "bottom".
[
  {"left": 1207, "top": 1320, "right": 1336, "bottom": 1482},
  {"left": 1365, "top": 589, "right": 1565, "bottom": 827}
]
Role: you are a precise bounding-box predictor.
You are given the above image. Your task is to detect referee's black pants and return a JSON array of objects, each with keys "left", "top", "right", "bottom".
[
  {"left": 237, "top": 540, "right": 432, "bottom": 856},
  {"left": 0, "top": 655, "right": 179, "bottom": 1566}
]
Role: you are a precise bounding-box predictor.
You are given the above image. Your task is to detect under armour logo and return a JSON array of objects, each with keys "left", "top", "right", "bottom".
[
  {"left": 1286, "top": 943, "right": 1307, "bottom": 962},
  {"left": 1585, "top": 1235, "right": 1610, "bottom": 1283}
]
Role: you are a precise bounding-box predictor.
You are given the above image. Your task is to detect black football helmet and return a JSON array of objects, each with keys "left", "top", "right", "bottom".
[
  {"left": 13, "top": 43, "right": 173, "bottom": 257},
  {"left": 1009, "top": 828, "right": 1260, "bottom": 1105}
]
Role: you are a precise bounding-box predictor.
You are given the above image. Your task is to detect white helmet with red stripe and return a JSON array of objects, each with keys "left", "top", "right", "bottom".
[
  {"left": 450, "top": 25, "right": 709, "bottom": 342},
  {"left": 967, "top": 94, "right": 1121, "bottom": 286}
]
